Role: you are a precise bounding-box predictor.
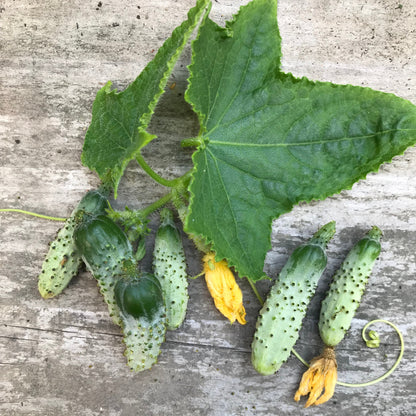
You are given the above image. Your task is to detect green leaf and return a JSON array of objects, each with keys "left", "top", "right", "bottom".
[
  {"left": 184, "top": 0, "right": 416, "bottom": 281},
  {"left": 82, "top": 0, "right": 210, "bottom": 197}
]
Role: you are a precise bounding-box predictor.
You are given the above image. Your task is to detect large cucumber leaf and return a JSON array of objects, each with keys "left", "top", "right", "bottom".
[
  {"left": 82, "top": 0, "right": 210, "bottom": 197},
  {"left": 184, "top": 0, "right": 416, "bottom": 281}
]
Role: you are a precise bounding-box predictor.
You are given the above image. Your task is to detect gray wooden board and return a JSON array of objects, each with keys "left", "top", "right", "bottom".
[{"left": 0, "top": 0, "right": 415, "bottom": 415}]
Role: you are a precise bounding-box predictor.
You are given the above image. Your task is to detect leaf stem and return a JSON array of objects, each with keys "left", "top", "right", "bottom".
[
  {"left": 181, "top": 137, "right": 203, "bottom": 148},
  {"left": 0, "top": 208, "right": 66, "bottom": 222},
  {"left": 136, "top": 153, "right": 192, "bottom": 188},
  {"left": 247, "top": 278, "right": 264, "bottom": 306}
]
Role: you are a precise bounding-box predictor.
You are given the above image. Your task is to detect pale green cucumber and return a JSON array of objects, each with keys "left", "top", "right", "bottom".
[
  {"left": 319, "top": 226, "right": 382, "bottom": 347},
  {"left": 115, "top": 272, "right": 167, "bottom": 371},
  {"left": 38, "top": 188, "right": 109, "bottom": 299},
  {"left": 120, "top": 305, "right": 167, "bottom": 372},
  {"left": 153, "top": 208, "right": 189, "bottom": 330},
  {"left": 251, "top": 222, "right": 336, "bottom": 375}
]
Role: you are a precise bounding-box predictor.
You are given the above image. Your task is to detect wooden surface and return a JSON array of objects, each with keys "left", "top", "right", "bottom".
[{"left": 1, "top": 0, "right": 415, "bottom": 415}]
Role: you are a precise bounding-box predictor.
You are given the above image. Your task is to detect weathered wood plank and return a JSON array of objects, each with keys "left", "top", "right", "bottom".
[{"left": 1, "top": 0, "right": 415, "bottom": 415}]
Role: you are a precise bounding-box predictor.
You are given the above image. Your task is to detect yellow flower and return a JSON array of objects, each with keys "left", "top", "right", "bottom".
[
  {"left": 294, "top": 346, "right": 338, "bottom": 407},
  {"left": 203, "top": 253, "right": 247, "bottom": 325}
]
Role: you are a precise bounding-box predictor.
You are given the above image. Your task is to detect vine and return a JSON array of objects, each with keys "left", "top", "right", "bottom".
[
  {"left": 336, "top": 319, "right": 404, "bottom": 388},
  {"left": 0, "top": 208, "right": 66, "bottom": 222}
]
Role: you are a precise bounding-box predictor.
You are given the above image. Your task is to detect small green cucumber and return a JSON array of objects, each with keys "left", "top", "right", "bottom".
[
  {"left": 38, "top": 188, "right": 109, "bottom": 299},
  {"left": 319, "top": 226, "right": 382, "bottom": 348},
  {"left": 115, "top": 272, "right": 167, "bottom": 371},
  {"left": 73, "top": 213, "right": 136, "bottom": 326},
  {"left": 153, "top": 208, "right": 188, "bottom": 330},
  {"left": 121, "top": 310, "right": 167, "bottom": 372},
  {"left": 114, "top": 273, "right": 164, "bottom": 323},
  {"left": 251, "top": 221, "right": 336, "bottom": 375}
]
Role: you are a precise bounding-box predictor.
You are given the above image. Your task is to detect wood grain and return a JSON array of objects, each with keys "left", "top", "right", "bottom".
[{"left": 1, "top": 1, "right": 415, "bottom": 415}]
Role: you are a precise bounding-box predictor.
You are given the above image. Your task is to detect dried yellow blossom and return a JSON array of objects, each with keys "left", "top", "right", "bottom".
[
  {"left": 294, "top": 346, "right": 337, "bottom": 407},
  {"left": 203, "top": 253, "right": 247, "bottom": 325}
]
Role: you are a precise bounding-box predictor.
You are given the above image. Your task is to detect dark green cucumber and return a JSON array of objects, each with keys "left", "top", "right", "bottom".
[
  {"left": 153, "top": 208, "right": 189, "bottom": 330},
  {"left": 38, "top": 188, "right": 109, "bottom": 298},
  {"left": 73, "top": 213, "right": 136, "bottom": 325},
  {"left": 115, "top": 273, "right": 164, "bottom": 323},
  {"left": 251, "top": 222, "right": 336, "bottom": 375},
  {"left": 76, "top": 188, "right": 110, "bottom": 213},
  {"left": 319, "top": 226, "right": 382, "bottom": 347},
  {"left": 74, "top": 213, "right": 167, "bottom": 371}
]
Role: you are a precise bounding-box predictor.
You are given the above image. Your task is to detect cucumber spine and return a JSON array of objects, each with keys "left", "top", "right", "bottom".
[{"left": 251, "top": 221, "right": 336, "bottom": 375}]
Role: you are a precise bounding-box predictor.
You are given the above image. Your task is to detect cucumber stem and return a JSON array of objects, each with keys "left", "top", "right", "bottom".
[
  {"left": 366, "top": 225, "right": 383, "bottom": 242},
  {"left": 309, "top": 221, "right": 336, "bottom": 247},
  {"left": 107, "top": 193, "right": 173, "bottom": 227},
  {"left": 140, "top": 193, "right": 174, "bottom": 218},
  {"left": 159, "top": 207, "right": 175, "bottom": 226}
]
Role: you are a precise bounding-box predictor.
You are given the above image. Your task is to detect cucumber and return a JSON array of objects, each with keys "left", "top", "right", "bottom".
[
  {"left": 153, "top": 208, "right": 189, "bottom": 330},
  {"left": 251, "top": 221, "right": 336, "bottom": 375},
  {"left": 73, "top": 213, "right": 136, "bottom": 326},
  {"left": 38, "top": 188, "right": 109, "bottom": 299},
  {"left": 319, "top": 226, "right": 382, "bottom": 347},
  {"left": 294, "top": 226, "right": 383, "bottom": 407},
  {"left": 115, "top": 272, "right": 167, "bottom": 371},
  {"left": 121, "top": 311, "right": 167, "bottom": 372},
  {"left": 74, "top": 213, "right": 167, "bottom": 371},
  {"left": 114, "top": 273, "right": 164, "bottom": 323}
]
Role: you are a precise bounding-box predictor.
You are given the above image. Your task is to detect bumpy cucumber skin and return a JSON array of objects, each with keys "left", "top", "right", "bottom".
[
  {"left": 75, "top": 188, "right": 109, "bottom": 214},
  {"left": 74, "top": 213, "right": 136, "bottom": 326},
  {"left": 38, "top": 188, "right": 109, "bottom": 299},
  {"left": 121, "top": 310, "right": 166, "bottom": 372},
  {"left": 251, "top": 222, "right": 336, "bottom": 376},
  {"left": 75, "top": 213, "right": 167, "bottom": 371},
  {"left": 74, "top": 214, "right": 134, "bottom": 271},
  {"left": 153, "top": 209, "right": 189, "bottom": 330},
  {"left": 319, "top": 226, "right": 382, "bottom": 347},
  {"left": 115, "top": 273, "right": 167, "bottom": 371}
]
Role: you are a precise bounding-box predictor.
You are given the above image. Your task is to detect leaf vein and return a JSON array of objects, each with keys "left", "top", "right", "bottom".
[
  {"left": 209, "top": 128, "right": 416, "bottom": 148},
  {"left": 206, "top": 148, "right": 251, "bottom": 264},
  {"left": 102, "top": 109, "right": 135, "bottom": 145}
]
